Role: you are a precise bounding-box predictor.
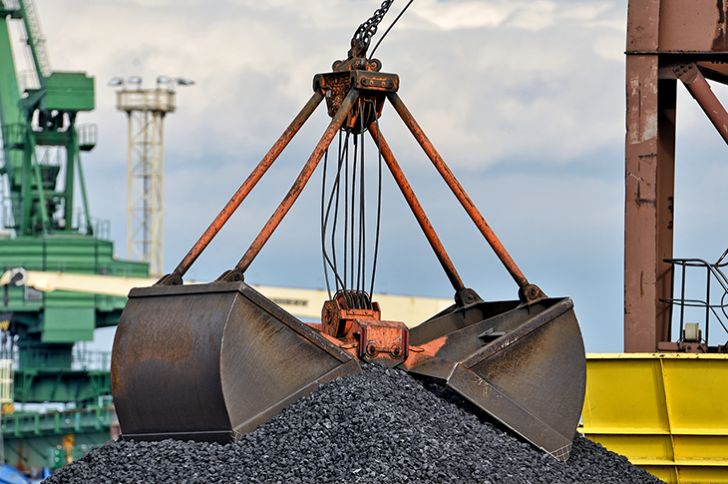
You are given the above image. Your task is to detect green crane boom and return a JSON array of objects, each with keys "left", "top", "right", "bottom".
[
  {"left": 0, "top": 0, "right": 94, "bottom": 237},
  {"left": 0, "top": 0, "right": 148, "bottom": 408}
]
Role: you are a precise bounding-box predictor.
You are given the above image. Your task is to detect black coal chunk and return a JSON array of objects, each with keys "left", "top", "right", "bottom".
[{"left": 43, "top": 364, "right": 666, "bottom": 484}]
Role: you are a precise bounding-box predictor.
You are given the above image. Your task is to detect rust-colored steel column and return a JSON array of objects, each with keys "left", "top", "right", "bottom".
[
  {"left": 675, "top": 62, "right": 728, "bottom": 146},
  {"left": 159, "top": 91, "right": 325, "bottom": 285},
  {"left": 368, "top": 122, "right": 466, "bottom": 293},
  {"left": 387, "top": 93, "right": 538, "bottom": 299},
  {"left": 624, "top": 0, "right": 677, "bottom": 352},
  {"left": 233, "top": 88, "right": 360, "bottom": 275}
]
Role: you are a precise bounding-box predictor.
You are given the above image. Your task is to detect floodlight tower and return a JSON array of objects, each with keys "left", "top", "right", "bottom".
[{"left": 110, "top": 76, "right": 193, "bottom": 277}]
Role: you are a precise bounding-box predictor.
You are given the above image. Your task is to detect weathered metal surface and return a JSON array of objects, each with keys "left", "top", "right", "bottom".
[
  {"left": 626, "top": 0, "right": 659, "bottom": 53},
  {"left": 321, "top": 291, "right": 409, "bottom": 367},
  {"left": 387, "top": 93, "right": 544, "bottom": 304},
  {"left": 111, "top": 281, "right": 361, "bottom": 442},
  {"left": 157, "top": 91, "right": 325, "bottom": 286},
  {"left": 313, "top": 61, "right": 397, "bottom": 133},
  {"left": 625, "top": 2, "right": 728, "bottom": 353},
  {"left": 403, "top": 298, "right": 585, "bottom": 461},
  {"left": 368, "top": 122, "right": 465, "bottom": 293},
  {"left": 658, "top": 0, "right": 728, "bottom": 52},
  {"left": 627, "top": 0, "right": 728, "bottom": 54},
  {"left": 624, "top": 55, "right": 676, "bottom": 352},
  {"left": 357, "top": 318, "right": 409, "bottom": 367}
]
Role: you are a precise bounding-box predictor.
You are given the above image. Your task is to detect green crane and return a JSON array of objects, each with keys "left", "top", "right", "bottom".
[
  {"left": 0, "top": 0, "right": 94, "bottom": 237},
  {"left": 0, "top": 0, "right": 147, "bottom": 406},
  {"left": 0, "top": 0, "right": 150, "bottom": 471}
]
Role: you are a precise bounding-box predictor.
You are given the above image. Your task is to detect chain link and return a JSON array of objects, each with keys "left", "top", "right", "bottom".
[{"left": 350, "top": 0, "right": 394, "bottom": 58}]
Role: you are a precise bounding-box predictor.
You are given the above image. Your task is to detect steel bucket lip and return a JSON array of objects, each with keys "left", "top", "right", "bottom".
[
  {"left": 461, "top": 297, "right": 577, "bottom": 365},
  {"left": 128, "top": 280, "right": 246, "bottom": 298},
  {"left": 123, "top": 279, "right": 359, "bottom": 379}
]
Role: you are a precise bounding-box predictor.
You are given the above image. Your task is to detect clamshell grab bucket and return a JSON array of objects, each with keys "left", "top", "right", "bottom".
[
  {"left": 403, "top": 297, "right": 586, "bottom": 461},
  {"left": 111, "top": 281, "right": 361, "bottom": 443}
]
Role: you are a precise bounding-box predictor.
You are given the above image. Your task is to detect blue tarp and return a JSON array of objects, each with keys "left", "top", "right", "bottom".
[{"left": 0, "top": 464, "right": 30, "bottom": 484}]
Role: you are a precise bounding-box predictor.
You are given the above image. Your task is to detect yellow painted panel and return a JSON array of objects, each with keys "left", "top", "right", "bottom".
[
  {"left": 583, "top": 357, "right": 669, "bottom": 432},
  {"left": 662, "top": 359, "right": 728, "bottom": 432},
  {"left": 677, "top": 466, "right": 728, "bottom": 484},
  {"left": 637, "top": 466, "right": 677, "bottom": 484},
  {"left": 673, "top": 435, "right": 728, "bottom": 460},
  {"left": 583, "top": 354, "right": 728, "bottom": 484},
  {"left": 586, "top": 434, "right": 674, "bottom": 460}
]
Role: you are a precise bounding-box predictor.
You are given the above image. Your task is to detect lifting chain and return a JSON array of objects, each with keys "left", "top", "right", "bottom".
[{"left": 349, "top": 0, "right": 394, "bottom": 59}]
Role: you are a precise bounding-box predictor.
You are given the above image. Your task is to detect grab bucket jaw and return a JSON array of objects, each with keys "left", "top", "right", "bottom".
[
  {"left": 111, "top": 281, "right": 361, "bottom": 443},
  {"left": 402, "top": 297, "right": 586, "bottom": 461}
]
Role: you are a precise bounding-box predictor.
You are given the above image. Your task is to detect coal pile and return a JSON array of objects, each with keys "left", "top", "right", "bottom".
[{"left": 45, "top": 364, "right": 664, "bottom": 483}]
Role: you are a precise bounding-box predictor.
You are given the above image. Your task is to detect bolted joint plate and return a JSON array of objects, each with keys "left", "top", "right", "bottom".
[
  {"left": 313, "top": 70, "right": 399, "bottom": 133},
  {"left": 358, "top": 319, "right": 409, "bottom": 367}
]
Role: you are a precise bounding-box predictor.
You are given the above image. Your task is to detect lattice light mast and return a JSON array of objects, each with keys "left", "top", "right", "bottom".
[{"left": 110, "top": 76, "right": 193, "bottom": 277}]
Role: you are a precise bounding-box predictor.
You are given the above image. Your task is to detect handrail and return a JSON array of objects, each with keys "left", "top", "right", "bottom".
[{"left": 662, "top": 256, "right": 728, "bottom": 348}]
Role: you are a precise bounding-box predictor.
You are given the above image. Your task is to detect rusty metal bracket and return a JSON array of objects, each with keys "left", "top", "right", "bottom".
[
  {"left": 673, "top": 61, "right": 728, "bottom": 146},
  {"left": 321, "top": 290, "right": 408, "bottom": 367},
  {"left": 314, "top": 68, "right": 398, "bottom": 134}
]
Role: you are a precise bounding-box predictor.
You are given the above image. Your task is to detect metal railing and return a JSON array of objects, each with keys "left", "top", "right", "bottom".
[
  {"left": 19, "top": 0, "right": 51, "bottom": 79},
  {"left": 17, "top": 69, "right": 40, "bottom": 93},
  {"left": 116, "top": 89, "right": 176, "bottom": 113},
  {"left": 72, "top": 209, "right": 110, "bottom": 240},
  {"left": 662, "top": 249, "right": 728, "bottom": 348},
  {"left": 1, "top": 348, "right": 111, "bottom": 372},
  {"left": 71, "top": 348, "right": 112, "bottom": 371},
  {"left": 1, "top": 0, "right": 21, "bottom": 10},
  {"left": 76, "top": 124, "right": 97, "bottom": 148},
  {"left": 1, "top": 123, "right": 25, "bottom": 148}
]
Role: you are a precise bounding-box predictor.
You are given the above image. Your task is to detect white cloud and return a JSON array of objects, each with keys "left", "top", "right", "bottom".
[
  {"left": 413, "top": 0, "right": 516, "bottom": 30},
  {"left": 409, "top": 0, "right": 619, "bottom": 32}
]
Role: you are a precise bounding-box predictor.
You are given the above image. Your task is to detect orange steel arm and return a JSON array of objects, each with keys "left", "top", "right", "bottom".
[
  {"left": 368, "top": 122, "right": 465, "bottom": 294},
  {"left": 157, "top": 91, "right": 325, "bottom": 286},
  {"left": 227, "top": 88, "right": 362, "bottom": 280},
  {"left": 387, "top": 93, "right": 544, "bottom": 303},
  {"left": 675, "top": 62, "right": 728, "bottom": 146}
]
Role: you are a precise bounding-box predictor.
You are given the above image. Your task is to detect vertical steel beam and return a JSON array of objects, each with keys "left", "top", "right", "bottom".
[
  {"left": 624, "top": 56, "right": 676, "bottom": 352},
  {"left": 624, "top": 0, "right": 677, "bottom": 352}
]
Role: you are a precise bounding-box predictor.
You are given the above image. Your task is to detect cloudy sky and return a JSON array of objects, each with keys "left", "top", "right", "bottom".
[{"left": 6, "top": 0, "right": 728, "bottom": 353}]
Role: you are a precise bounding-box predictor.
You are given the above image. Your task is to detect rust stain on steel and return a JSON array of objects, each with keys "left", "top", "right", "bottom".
[
  {"left": 234, "top": 88, "right": 360, "bottom": 273},
  {"left": 626, "top": 0, "right": 659, "bottom": 52},
  {"left": 368, "top": 122, "right": 465, "bottom": 293},
  {"left": 387, "top": 93, "right": 531, "bottom": 294},
  {"left": 624, "top": 56, "right": 676, "bottom": 352},
  {"left": 164, "top": 91, "right": 325, "bottom": 282}
]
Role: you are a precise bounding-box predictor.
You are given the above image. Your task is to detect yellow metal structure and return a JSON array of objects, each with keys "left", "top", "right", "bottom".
[
  {"left": 0, "top": 270, "right": 453, "bottom": 328},
  {"left": 581, "top": 353, "right": 728, "bottom": 484}
]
